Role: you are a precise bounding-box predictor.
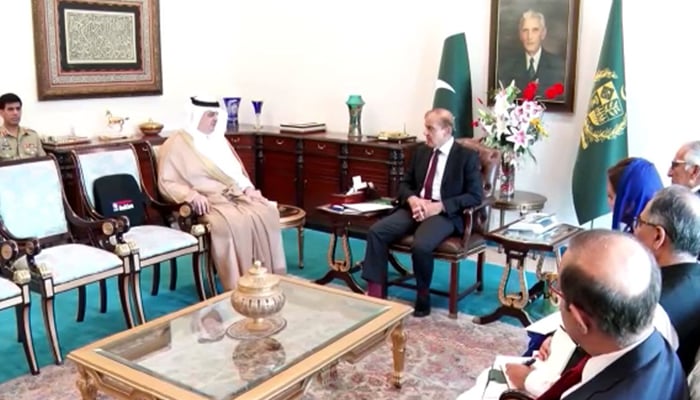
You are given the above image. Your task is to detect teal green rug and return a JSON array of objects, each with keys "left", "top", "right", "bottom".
[{"left": 0, "top": 228, "right": 552, "bottom": 383}]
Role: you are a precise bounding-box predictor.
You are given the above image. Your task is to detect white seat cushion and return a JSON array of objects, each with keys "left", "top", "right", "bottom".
[
  {"left": 14, "top": 243, "right": 123, "bottom": 285},
  {"left": 125, "top": 225, "right": 198, "bottom": 260},
  {"left": 0, "top": 278, "right": 21, "bottom": 301}
]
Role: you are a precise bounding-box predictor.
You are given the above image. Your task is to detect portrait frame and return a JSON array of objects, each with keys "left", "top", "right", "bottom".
[
  {"left": 488, "top": 0, "right": 580, "bottom": 112},
  {"left": 31, "top": 0, "right": 162, "bottom": 101}
]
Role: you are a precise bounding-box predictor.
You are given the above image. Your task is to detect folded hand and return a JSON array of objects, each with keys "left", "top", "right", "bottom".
[{"left": 191, "top": 193, "right": 210, "bottom": 215}]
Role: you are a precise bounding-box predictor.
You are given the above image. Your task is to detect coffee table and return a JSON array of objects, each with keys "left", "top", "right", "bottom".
[{"left": 67, "top": 277, "right": 412, "bottom": 400}]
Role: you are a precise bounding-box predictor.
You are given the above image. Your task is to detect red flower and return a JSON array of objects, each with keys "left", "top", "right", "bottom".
[
  {"left": 472, "top": 119, "right": 480, "bottom": 127},
  {"left": 544, "top": 83, "right": 565, "bottom": 99},
  {"left": 522, "top": 81, "right": 538, "bottom": 101}
]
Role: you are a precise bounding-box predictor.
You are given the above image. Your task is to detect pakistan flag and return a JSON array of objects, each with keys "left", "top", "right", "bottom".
[
  {"left": 571, "top": 0, "right": 628, "bottom": 225},
  {"left": 433, "top": 32, "right": 473, "bottom": 138}
]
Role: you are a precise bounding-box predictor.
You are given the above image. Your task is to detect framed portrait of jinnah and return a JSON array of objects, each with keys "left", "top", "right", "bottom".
[
  {"left": 488, "top": 0, "right": 581, "bottom": 112},
  {"left": 31, "top": 0, "right": 162, "bottom": 100}
]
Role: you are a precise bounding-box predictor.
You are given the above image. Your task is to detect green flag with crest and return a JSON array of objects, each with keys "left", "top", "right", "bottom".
[
  {"left": 571, "top": 0, "right": 628, "bottom": 225},
  {"left": 433, "top": 32, "right": 473, "bottom": 138}
]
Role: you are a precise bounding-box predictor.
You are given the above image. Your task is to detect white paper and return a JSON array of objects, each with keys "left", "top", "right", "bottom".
[
  {"left": 526, "top": 312, "right": 562, "bottom": 335},
  {"left": 343, "top": 202, "right": 393, "bottom": 212}
]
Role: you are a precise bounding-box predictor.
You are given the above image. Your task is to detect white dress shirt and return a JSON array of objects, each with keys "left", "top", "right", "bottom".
[
  {"left": 420, "top": 137, "right": 454, "bottom": 201},
  {"left": 526, "top": 47, "right": 543, "bottom": 72}
]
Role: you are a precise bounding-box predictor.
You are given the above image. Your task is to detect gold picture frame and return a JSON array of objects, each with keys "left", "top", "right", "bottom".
[
  {"left": 31, "top": 0, "right": 163, "bottom": 101},
  {"left": 488, "top": 0, "right": 580, "bottom": 112}
]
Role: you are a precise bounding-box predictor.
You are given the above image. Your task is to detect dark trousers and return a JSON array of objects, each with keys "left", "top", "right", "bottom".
[{"left": 361, "top": 207, "right": 455, "bottom": 292}]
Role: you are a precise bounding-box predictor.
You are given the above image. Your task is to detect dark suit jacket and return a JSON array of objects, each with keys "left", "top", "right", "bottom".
[
  {"left": 565, "top": 330, "right": 688, "bottom": 400},
  {"left": 660, "top": 262, "right": 700, "bottom": 374},
  {"left": 498, "top": 49, "right": 565, "bottom": 98},
  {"left": 397, "top": 140, "right": 483, "bottom": 233}
]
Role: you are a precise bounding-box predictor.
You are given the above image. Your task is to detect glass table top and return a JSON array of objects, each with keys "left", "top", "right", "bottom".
[{"left": 95, "top": 280, "right": 390, "bottom": 400}]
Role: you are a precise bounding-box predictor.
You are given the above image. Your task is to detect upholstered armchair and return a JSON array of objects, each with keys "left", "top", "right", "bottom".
[
  {"left": 0, "top": 239, "right": 39, "bottom": 375},
  {"left": 386, "top": 138, "right": 500, "bottom": 318},
  {"left": 0, "top": 156, "right": 133, "bottom": 365},
  {"left": 69, "top": 144, "right": 209, "bottom": 325}
]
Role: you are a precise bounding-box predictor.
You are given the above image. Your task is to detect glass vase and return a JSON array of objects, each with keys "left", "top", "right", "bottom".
[
  {"left": 346, "top": 95, "right": 365, "bottom": 137},
  {"left": 252, "top": 100, "right": 264, "bottom": 131},
  {"left": 223, "top": 97, "right": 241, "bottom": 128},
  {"left": 500, "top": 151, "right": 516, "bottom": 199}
]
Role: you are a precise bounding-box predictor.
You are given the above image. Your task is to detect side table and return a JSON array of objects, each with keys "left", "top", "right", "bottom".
[
  {"left": 473, "top": 222, "right": 583, "bottom": 326},
  {"left": 493, "top": 190, "right": 547, "bottom": 227},
  {"left": 314, "top": 205, "right": 387, "bottom": 294}
]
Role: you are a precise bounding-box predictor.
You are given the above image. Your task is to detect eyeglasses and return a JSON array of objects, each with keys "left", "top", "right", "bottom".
[
  {"left": 549, "top": 277, "right": 563, "bottom": 299},
  {"left": 633, "top": 215, "right": 661, "bottom": 230},
  {"left": 671, "top": 160, "right": 686, "bottom": 169}
]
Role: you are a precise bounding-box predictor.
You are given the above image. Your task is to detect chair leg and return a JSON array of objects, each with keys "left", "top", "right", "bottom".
[
  {"left": 169, "top": 258, "right": 178, "bottom": 291},
  {"left": 76, "top": 286, "right": 86, "bottom": 322},
  {"left": 151, "top": 263, "right": 161, "bottom": 296},
  {"left": 16, "top": 304, "right": 39, "bottom": 375},
  {"left": 192, "top": 252, "right": 206, "bottom": 301},
  {"left": 205, "top": 255, "right": 217, "bottom": 298},
  {"left": 297, "top": 225, "right": 304, "bottom": 269},
  {"left": 476, "top": 251, "right": 485, "bottom": 292},
  {"left": 15, "top": 306, "right": 23, "bottom": 343},
  {"left": 118, "top": 274, "right": 135, "bottom": 329},
  {"left": 99, "top": 279, "right": 108, "bottom": 313},
  {"left": 130, "top": 271, "right": 146, "bottom": 325},
  {"left": 448, "top": 262, "right": 459, "bottom": 319},
  {"left": 41, "top": 296, "right": 63, "bottom": 365}
]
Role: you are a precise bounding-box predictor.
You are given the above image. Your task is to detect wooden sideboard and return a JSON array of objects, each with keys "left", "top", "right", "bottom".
[{"left": 44, "top": 125, "right": 420, "bottom": 233}]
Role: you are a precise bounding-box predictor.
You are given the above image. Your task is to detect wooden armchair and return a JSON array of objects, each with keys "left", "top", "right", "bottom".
[
  {"left": 69, "top": 144, "right": 209, "bottom": 325},
  {"left": 386, "top": 138, "right": 500, "bottom": 318},
  {"left": 0, "top": 156, "right": 133, "bottom": 364},
  {"left": 0, "top": 239, "right": 39, "bottom": 375}
]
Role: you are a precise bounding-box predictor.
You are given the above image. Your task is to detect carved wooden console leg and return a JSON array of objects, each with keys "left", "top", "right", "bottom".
[
  {"left": 76, "top": 365, "right": 98, "bottom": 400},
  {"left": 391, "top": 321, "right": 407, "bottom": 389},
  {"left": 314, "top": 222, "right": 364, "bottom": 294}
]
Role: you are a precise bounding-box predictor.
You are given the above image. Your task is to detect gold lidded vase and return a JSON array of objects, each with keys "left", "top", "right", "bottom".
[{"left": 227, "top": 260, "right": 287, "bottom": 339}]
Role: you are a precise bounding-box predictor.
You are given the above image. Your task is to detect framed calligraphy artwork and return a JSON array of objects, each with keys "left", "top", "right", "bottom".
[
  {"left": 31, "top": 0, "right": 162, "bottom": 100},
  {"left": 487, "top": 0, "right": 580, "bottom": 112}
]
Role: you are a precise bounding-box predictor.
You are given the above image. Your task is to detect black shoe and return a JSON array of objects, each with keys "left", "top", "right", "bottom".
[{"left": 413, "top": 295, "right": 431, "bottom": 318}]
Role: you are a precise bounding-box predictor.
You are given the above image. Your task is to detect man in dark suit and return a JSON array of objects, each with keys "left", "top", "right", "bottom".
[
  {"left": 361, "top": 108, "right": 483, "bottom": 317},
  {"left": 668, "top": 141, "right": 700, "bottom": 195},
  {"left": 538, "top": 229, "right": 688, "bottom": 400},
  {"left": 634, "top": 185, "right": 700, "bottom": 374},
  {"left": 497, "top": 10, "right": 565, "bottom": 98}
]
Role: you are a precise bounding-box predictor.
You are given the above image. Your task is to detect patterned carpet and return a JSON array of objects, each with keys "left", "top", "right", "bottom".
[{"left": 0, "top": 308, "right": 527, "bottom": 400}]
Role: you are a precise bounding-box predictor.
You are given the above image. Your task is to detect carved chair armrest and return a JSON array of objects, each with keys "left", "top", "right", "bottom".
[
  {"left": 499, "top": 389, "right": 534, "bottom": 400},
  {"left": 63, "top": 206, "right": 127, "bottom": 255},
  {"left": 0, "top": 239, "right": 31, "bottom": 285},
  {"left": 146, "top": 194, "right": 208, "bottom": 238},
  {"left": 461, "top": 197, "right": 494, "bottom": 248}
]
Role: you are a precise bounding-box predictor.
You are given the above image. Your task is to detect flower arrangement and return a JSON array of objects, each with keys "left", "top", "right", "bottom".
[{"left": 475, "top": 81, "right": 564, "bottom": 164}]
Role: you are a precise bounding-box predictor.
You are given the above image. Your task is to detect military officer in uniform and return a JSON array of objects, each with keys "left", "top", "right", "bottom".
[{"left": 0, "top": 93, "right": 45, "bottom": 161}]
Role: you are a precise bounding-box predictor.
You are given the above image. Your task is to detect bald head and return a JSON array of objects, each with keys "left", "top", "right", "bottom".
[{"left": 559, "top": 229, "right": 660, "bottom": 346}]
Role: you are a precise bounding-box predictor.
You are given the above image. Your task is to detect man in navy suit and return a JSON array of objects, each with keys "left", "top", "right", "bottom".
[
  {"left": 361, "top": 108, "right": 483, "bottom": 317},
  {"left": 634, "top": 185, "right": 700, "bottom": 374},
  {"left": 540, "top": 229, "right": 688, "bottom": 400},
  {"left": 668, "top": 141, "right": 700, "bottom": 195},
  {"left": 497, "top": 10, "right": 565, "bottom": 98}
]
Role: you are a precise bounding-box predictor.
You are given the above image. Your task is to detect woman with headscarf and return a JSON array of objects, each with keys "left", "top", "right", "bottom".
[
  {"left": 607, "top": 157, "right": 664, "bottom": 232},
  {"left": 157, "top": 96, "right": 287, "bottom": 291}
]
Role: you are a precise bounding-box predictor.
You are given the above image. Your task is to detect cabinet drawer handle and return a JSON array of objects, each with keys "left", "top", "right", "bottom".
[
  {"left": 231, "top": 137, "right": 240, "bottom": 144},
  {"left": 316, "top": 144, "right": 326, "bottom": 150},
  {"left": 364, "top": 149, "right": 374, "bottom": 156},
  {"left": 275, "top": 139, "right": 285, "bottom": 145}
]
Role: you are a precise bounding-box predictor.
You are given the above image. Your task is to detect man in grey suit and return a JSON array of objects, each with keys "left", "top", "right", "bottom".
[
  {"left": 498, "top": 10, "right": 565, "bottom": 98},
  {"left": 669, "top": 141, "right": 700, "bottom": 194}
]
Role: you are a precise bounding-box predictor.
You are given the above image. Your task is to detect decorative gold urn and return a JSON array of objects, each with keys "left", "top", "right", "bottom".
[{"left": 227, "top": 260, "right": 287, "bottom": 339}]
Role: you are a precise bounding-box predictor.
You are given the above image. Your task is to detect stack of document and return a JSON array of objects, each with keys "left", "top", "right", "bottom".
[{"left": 509, "top": 213, "right": 560, "bottom": 234}]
